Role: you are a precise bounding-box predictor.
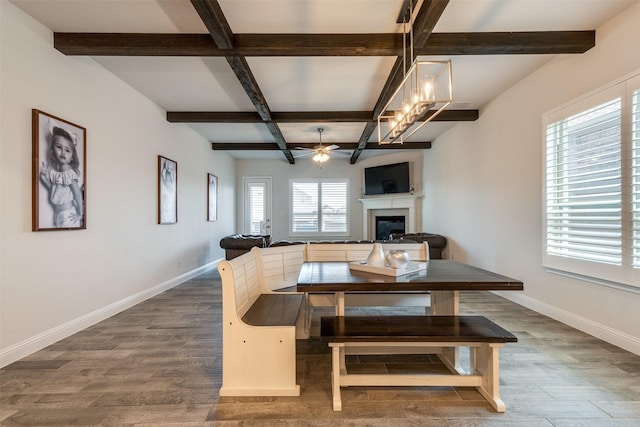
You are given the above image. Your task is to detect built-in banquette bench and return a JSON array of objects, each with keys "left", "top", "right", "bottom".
[
  {"left": 321, "top": 315, "right": 518, "bottom": 412},
  {"left": 217, "top": 241, "right": 431, "bottom": 396},
  {"left": 218, "top": 250, "right": 304, "bottom": 396}
]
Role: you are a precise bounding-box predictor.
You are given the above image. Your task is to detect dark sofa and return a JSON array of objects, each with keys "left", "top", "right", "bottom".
[
  {"left": 220, "top": 232, "right": 447, "bottom": 261},
  {"left": 389, "top": 233, "right": 447, "bottom": 259},
  {"left": 219, "top": 234, "right": 271, "bottom": 260}
]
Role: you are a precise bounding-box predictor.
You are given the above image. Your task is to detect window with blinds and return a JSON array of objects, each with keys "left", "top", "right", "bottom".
[
  {"left": 633, "top": 88, "right": 640, "bottom": 268},
  {"left": 290, "top": 179, "right": 348, "bottom": 235},
  {"left": 545, "top": 98, "right": 622, "bottom": 264},
  {"left": 248, "top": 183, "right": 265, "bottom": 235},
  {"left": 543, "top": 73, "right": 640, "bottom": 288}
]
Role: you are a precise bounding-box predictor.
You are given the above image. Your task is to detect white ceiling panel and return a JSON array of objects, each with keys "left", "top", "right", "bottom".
[
  {"left": 443, "top": 55, "right": 555, "bottom": 108},
  {"left": 435, "top": 0, "right": 638, "bottom": 32},
  {"left": 93, "top": 57, "right": 254, "bottom": 111},
  {"left": 219, "top": 0, "right": 405, "bottom": 33},
  {"left": 10, "top": 0, "right": 208, "bottom": 33},
  {"left": 189, "top": 123, "right": 274, "bottom": 142},
  {"left": 248, "top": 56, "right": 396, "bottom": 111},
  {"left": 278, "top": 123, "right": 368, "bottom": 144}
]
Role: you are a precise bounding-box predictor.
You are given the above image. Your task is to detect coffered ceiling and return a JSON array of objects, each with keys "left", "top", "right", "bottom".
[{"left": 10, "top": 0, "right": 638, "bottom": 163}]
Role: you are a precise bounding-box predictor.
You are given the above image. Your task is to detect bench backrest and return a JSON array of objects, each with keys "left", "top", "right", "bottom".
[
  {"left": 253, "top": 245, "right": 306, "bottom": 290},
  {"left": 305, "top": 242, "right": 429, "bottom": 262},
  {"left": 251, "top": 242, "right": 430, "bottom": 291},
  {"left": 218, "top": 250, "right": 268, "bottom": 319}
]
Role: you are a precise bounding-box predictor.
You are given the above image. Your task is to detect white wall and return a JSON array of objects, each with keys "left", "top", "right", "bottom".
[
  {"left": 235, "top": 152, "right": 422, "bottom": 242},
  {"left": 0, "top": 2, "right": 236, "bottom": 366},
  {"left": 423, "top": 3, "right": 640, "bottom": 353}
]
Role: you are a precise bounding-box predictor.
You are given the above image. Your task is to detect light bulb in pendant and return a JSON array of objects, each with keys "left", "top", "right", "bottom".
[{"left": 421, "top": 75, "right": 435, "bottom": 102}]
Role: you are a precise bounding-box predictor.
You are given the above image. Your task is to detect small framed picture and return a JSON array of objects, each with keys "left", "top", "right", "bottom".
[
  {"left": 158, "top": 156, "right": 177, "bottom": 224},
  {"left": 207, "top": 173, "right": 218, "bottom": 221},
  {"left": 32, "top": 109, "right": 86, "bottom": 231}
]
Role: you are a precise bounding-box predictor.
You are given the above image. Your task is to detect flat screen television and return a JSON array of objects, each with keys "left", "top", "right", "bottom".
[{"left": 364, "top": 162, "right": 410, "bottom": 195}]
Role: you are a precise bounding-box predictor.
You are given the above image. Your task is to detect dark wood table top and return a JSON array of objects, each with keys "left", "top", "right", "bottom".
[{"left": 296, "top": 260, "right": 523, "bottom": 292}]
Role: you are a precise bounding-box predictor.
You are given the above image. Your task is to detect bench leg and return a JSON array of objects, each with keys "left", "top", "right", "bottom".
[
  {"left": 330, "top": 343, "right": 344, "bottom": 411},
  {"left": 473, "top": 343, "right": 506, "bottom": 412},
  {"left": 431, "top": 290, "right": 462, "bottom": 372}
]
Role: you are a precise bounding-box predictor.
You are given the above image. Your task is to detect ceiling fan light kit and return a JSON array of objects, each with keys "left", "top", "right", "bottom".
[
  {"left": 294, "top": 127, "right": 339, "bottom": 164},
  {"left": 312, "top": 151, "right": 330, "bottom": 163},
  {"left": 377, "top": 59, "right": 453, "bottom": 145}
]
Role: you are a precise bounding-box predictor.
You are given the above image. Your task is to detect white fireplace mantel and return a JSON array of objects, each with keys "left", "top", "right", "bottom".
[{"left": 358, "top": 195, "right": 422, "bottom": 239}]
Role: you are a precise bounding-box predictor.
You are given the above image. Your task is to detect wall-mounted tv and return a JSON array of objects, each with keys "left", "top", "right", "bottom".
[{"left": 364, "top": 162, "right": 410, "bottom": 195}]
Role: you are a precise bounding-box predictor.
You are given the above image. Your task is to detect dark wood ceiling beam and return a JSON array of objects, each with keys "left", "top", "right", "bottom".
[
  {"left": 168, "top": 111, "right": 262, "bottom": 123},
  {"left": 224, "top": 58, "right": 294, "bottom": 163},
  {"left": 53, "top": 31, "right": 595, "bottom": 57},
  {"left": 191, "top": 0, "right": 294, "bottom": 163},
  {"left": 167, "top": 109, "right": 477, "bottom": 123},
  {"left": 420, "top": 31, "right": 596, "bottom": 55},
  {"left": 225, "top": 56, "right": 270, "bottom": 120},
  {"left": 412, "top": 1, "right": 450, "bottom": 48},
  {"left": 350, "top": 122, "right": 378, "bottom": 164},
  {"left": 190, "top": 0, "right": 233, "bottom": 48},
  {"left": 212, "top": 142, "right": 432, "bottom": 150},
  {"left": 272, "top": 111, "right": 373, "bottom": 123}
]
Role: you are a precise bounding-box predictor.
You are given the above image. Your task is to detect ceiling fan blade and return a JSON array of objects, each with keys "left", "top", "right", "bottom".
[
  {"left": 325, "top": 144, "right": 340, "bottom": 151},
  {"left": 293, "top": 150, "right": 314, "bottom": 158},
  {"left": 294, "top": 146, "right": 314, "bottom": 151}
]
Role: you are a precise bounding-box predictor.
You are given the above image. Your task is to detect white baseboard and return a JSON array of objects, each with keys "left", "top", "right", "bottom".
[
  {"left": 0, "top": 259, "right": 222, "bottom": 368},
  {"left": 494, "top": 291, "right": 640, "bottom": 356}
]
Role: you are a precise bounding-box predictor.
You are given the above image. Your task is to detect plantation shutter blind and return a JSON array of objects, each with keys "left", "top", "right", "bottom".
[
  {"left": 290, "top": 180, "right": 348, "bottom": 234},
  {"left": 320, "top": 182, "right": 348, "bottom": 232},
  {"left": 545, "top": 98, "right": 623, "bottom": 265},
  {"left": 291, "top": 182, "right": 319, "bottom": 233},
  {"left": 632, "top": 88, "right": 640, "bottom": 268},
  {"left": 248, "top": 183, "right": 265, "bottom": 234}
]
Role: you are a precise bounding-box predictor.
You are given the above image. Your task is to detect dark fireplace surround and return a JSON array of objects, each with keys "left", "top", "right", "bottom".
[{"left": 375, "top": 215, "right": 406, "bottom": 240}]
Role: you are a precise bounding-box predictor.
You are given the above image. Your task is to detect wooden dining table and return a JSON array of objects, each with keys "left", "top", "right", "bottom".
[
  {"left": 296, "top": 259, "right": 524, "bottom": 371},
  {"left": 296, "top": 259, "right": 524, "bottom": 316}
]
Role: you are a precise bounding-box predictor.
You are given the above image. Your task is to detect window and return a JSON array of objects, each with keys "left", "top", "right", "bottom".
[
  {"left": 243, "top": 177, "right": 271, "bottom": 235},
  {"left": 248, "top": 183, "right": 265, "bottom": 234},
  {"left": 543, "top": 72, "right": 640, "bottom": 288},
  {"left": 290, "top": 179, "right": 348, "bottom": 235}
]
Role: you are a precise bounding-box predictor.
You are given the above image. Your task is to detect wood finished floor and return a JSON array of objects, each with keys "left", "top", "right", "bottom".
[{"left": 2, "top": 269, "right": 640, "bottom": 426}]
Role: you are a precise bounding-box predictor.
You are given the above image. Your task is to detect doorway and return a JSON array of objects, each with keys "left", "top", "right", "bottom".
[{"left": 243, "top": 177, "right": 272, "bottom": 236}]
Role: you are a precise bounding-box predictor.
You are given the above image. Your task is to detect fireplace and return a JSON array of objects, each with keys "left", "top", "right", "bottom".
[
  {"left": 375, "top": 216, "right": 405, "bottom": 240},
  {"left": 359, "top": 194, "right": 420, "bottom": 239}
]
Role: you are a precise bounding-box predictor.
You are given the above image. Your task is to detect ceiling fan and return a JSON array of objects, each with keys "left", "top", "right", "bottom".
[{"left": 294, "top": 128, "right": 341, "bottom": 163}]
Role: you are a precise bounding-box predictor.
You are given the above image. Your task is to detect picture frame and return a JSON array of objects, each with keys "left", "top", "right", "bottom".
[
  {"left": 207, "top": 173, "right": 218, "bottom": 221},
  {"left": 32, "top": 109, "right": 86, "bottom": 231},
  {"left": 158, "top": 156, "right": 177, "bottom": 224}
]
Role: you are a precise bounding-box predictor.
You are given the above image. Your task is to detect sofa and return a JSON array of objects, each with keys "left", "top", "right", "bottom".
[
  {"left": 219, "top": 234, "right": 271, "bottom": 260},
  {"left": 270, "top": 234, "right": 447, "bottom": 260},
  {"left": 388, "top": 233, "right": 447, "bottom": 259},
  {"left": 220, "top": 232, "right": 447, "bottom": 261}
]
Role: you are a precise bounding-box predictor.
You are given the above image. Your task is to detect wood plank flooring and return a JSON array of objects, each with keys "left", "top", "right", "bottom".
[{"left": 2, "top": 268, "right": 640, "bottom": 426}]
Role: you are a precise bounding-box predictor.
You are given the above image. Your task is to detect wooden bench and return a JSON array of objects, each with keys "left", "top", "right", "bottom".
[
  {"left": 218, "top": 250, "right": 304, "bottom": 396},
  {"left": 320, "top": 315, "right": 517, "bottom": 412}
]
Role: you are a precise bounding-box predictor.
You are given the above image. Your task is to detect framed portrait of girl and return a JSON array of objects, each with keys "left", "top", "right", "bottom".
[{"left": 32, "top": 109, "right": 87, "bottom": 231}]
